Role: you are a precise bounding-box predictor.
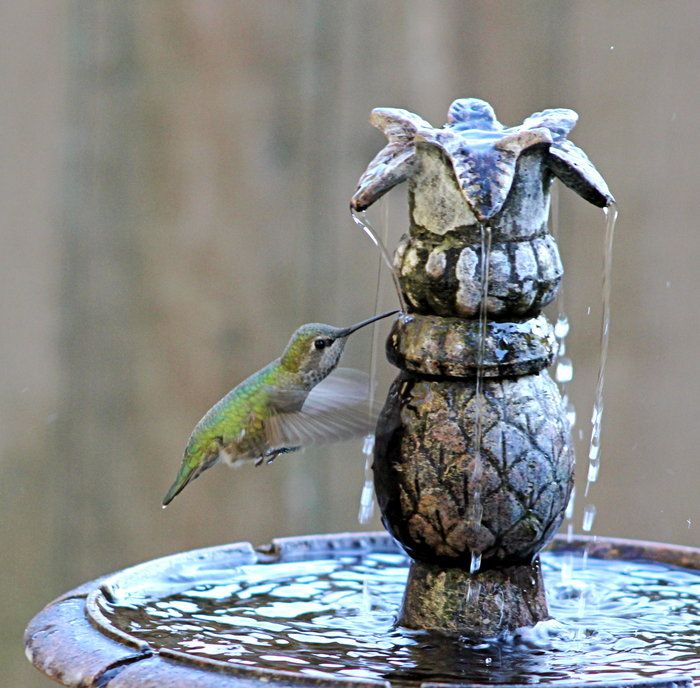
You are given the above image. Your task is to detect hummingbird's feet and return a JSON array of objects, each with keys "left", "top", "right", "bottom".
[{"left": 255, "top": 446, "right": 302, "bottom": 467}]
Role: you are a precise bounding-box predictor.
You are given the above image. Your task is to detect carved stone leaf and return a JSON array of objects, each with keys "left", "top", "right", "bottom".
[
  {"left": 352, "top": 98, "right": 613, "bottom": 215},
  {"left": 521, "top": 108, "right": 578, "bottom": 142},
  {"left": 548, "top": 138, "right": 615, "bottom": 207}
]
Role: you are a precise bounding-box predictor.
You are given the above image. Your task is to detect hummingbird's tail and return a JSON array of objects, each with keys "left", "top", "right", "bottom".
[{"left": 162, "top": 456, "right": 204, "bottom": 507}]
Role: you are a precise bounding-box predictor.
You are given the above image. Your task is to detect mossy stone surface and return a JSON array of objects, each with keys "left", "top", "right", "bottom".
[{"left": 374, "top": 371, "right": 574, "bottom": 568}]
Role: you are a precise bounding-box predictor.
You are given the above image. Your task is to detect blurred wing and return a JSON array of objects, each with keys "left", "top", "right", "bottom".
[{"left": 264, "top": 368, "right": 380, "bottom": 450}]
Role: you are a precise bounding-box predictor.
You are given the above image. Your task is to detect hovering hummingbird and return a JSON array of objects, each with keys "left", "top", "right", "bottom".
[{"left": 162, "top": 310, "right": 399, "bottom": 506}]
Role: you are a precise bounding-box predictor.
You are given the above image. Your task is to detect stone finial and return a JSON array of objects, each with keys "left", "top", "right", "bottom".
[{"left": 351, "top": 97, "right": 614, "bottom": 217}]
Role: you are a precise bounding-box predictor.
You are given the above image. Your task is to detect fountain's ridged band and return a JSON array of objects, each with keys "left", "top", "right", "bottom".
[{"left": 388, "top": 313, "right": 556, "bottom": 378}]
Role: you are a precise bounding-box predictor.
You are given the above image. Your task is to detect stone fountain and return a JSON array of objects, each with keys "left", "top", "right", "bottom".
[
  {"left": 352, "top": 98, "right": 612, "bottom": 636},
  {"left": 24, "top": 100, "right": 700, "bottom": 687}
]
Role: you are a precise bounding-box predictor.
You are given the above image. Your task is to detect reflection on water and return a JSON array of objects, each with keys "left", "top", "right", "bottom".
[{"left": 101, "top": 551, "right": 700, "bottom": 684}]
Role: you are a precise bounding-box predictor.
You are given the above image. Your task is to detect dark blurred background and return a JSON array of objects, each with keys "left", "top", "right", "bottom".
[{"left": 3, "top": 1, "right": 700, "bottom": 684}]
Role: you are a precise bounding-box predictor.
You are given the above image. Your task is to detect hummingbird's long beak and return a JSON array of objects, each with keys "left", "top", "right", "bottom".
[{"left": 337, "top": 310, "right": 399, "bottom": 337}]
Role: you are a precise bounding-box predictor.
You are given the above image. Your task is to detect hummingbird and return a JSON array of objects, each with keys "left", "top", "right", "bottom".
[{"left": 162, "top": 310, "right": 399, "bottom": 506}]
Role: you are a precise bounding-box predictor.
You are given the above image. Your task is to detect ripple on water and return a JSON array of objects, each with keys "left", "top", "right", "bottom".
[{"left": 100, "top": 551, "right": 700, "bottom": 685}]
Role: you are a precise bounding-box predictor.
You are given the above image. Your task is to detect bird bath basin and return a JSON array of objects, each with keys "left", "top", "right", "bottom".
[{"left": 25, "top": 531, "right": 700, "bottom": 687}]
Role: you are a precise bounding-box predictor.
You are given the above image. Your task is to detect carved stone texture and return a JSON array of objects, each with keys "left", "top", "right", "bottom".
[
  {"left": 398, "top": 147, "right": 562, "bottom": 318},
  {"left": 374, "top": 371, "right": 573, "bottom": 568},
  {"left": 387, "top": 313, "right": 556, "bottom": 379},
  {"left": 352, "top": 99, "right": 614, "bottom": 322},
  {"left": 351, "top": 99, "right": 614, "bottom": 216},
  {"left": 353, "top": 97, "right": 612, "bottom": 636}
]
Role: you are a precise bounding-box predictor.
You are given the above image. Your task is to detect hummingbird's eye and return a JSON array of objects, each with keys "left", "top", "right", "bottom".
[{"left": 314, "top": 339, "right": 326, "bottom": 350}]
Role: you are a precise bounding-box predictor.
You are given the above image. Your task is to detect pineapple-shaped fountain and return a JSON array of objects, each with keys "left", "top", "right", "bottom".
[{"left": 352, "top": 98, "right": 614, "bottom": 635}]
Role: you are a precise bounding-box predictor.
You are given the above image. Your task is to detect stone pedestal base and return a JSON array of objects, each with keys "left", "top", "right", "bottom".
[{"left": 398, "top": 558, "right": 548, "bottom": 636}]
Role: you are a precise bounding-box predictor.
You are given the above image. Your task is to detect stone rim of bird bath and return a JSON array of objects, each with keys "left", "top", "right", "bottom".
[{"left": 24, "top": 531, "right": 700, "bottom": 688}]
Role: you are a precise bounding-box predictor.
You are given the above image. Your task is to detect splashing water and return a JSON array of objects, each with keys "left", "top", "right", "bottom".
[
  {"left": 358, "top": 435, "right": 375, "bottom": 525},
  {"left": 582, "top": 504, "right": 597, "bottom": 532},
  {"left": 467, "top": 223, "right": 493, "bottom": 574},
  {"left": 102, "top": 549, "right": 700, "bottom": 685}
]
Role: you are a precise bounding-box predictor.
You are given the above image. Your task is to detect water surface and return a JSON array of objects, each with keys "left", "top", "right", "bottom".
[{"left": 101, "top": 550, "right": 700, "bottom": 685}]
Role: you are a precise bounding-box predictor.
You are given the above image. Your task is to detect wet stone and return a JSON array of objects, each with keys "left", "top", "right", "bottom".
[
  {"left": 374, "top": 371, "right": 574, "bottom": 567},
  {"left": 395, "top": 231, "right": 564, "bottom": 319},
  {"left": 387, "top": 313, "right": 556, "bottom": 379},
  {"left": 353, "top": 97, "right": 613, "bottom": 637}
]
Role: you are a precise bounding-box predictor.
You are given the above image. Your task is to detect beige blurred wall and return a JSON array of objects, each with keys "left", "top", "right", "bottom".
[{"left": 3, "top": 1, "right": 700, "bottom": 685}]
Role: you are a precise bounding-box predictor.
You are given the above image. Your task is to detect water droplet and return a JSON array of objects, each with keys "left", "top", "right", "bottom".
[
  {"left": 357, "top": 480, "right": 375, "bottom": 524},
  {"left": 554, "top": 315, "right": 570, "bottom": 339},
  {"left": 359, "top": 577, "right": 372, "bottom": 615},
  {"left": 565, "top": 488, "right": 576, "bottom": 519},
  {"left": 587, "top": 460, "right": 600, "bottom": 484},
  {"left": 362, "top": 434, "right": 375, "bottom": 455},
  {"left": 555, "top": 357, "right": 574, "bottom": 383},
  {"left": 687, "top": 519, "right": 693, "bottom": 529},
  {"left": 588, "top": 441, "right": 600, "bottom": 462},
  {"left": 561, "top": 552, "right": 574, "bottom": 583},
  {"left": 470, "top": 551, "right": 482, "bottom": 574},
  {"left": 577, "top": 590, "right": 588, "bottom": 618},
  {"left": 582, "top": 504, "right": 597, "bottom": 532}
]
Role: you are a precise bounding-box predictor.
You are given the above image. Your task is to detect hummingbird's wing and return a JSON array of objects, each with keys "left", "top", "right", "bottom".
[{"left": 264, "top": 368, "right": 379, "bottom": 450}]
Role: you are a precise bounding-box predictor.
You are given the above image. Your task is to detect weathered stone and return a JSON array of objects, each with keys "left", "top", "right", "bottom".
[
  {"left": 399, "top": 558, "right": 548, "bottom": 635},
  {"left": 351, "top": 99, "right": 614, "bottom": 214},
  {"left": 395, "top": 146, "right": 566, "bottom": 319},
  {"left": 374, "top": 371, "right": 574, "bottom": 567},
  {"left": 387, "top": 313, "right": 556, "bottom": 379},
  {"left": 353, "top": 98, "right": 613, "bottom": 636}
]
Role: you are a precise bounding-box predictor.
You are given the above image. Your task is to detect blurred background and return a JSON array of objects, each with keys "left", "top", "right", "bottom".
[{"left": 3, "top": 1, "right": 700, "bottom": 684}]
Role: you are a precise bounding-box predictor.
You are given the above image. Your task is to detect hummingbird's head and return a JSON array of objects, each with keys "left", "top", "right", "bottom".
[{"left": 280, "top": 310, "right": 399, "bottom": 384}]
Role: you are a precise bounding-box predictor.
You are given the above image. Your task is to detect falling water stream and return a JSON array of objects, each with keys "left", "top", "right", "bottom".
[
  {"left": 585, "top": 203, "right": 618, "bottom": 499},
  {"left": 356, "top": 203, "right": 393, "bottom": 525},
  {"left": 468, "top": 222, "right": 493, "bottom": 575},
  {"left": 101, "top": 549, "right": 700, "bottom": 685},
  {"left": 351, "top": 209, "right": 406, "bottom": 313},
  {"left": 350, "top": 195, "right": 619, "bottom": 581},
  {"left": 579, "top": 202, "right": 618, "bottom": 581},
  {"left": 549, "top": 183, "right": 577, "bottom": 581}
]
